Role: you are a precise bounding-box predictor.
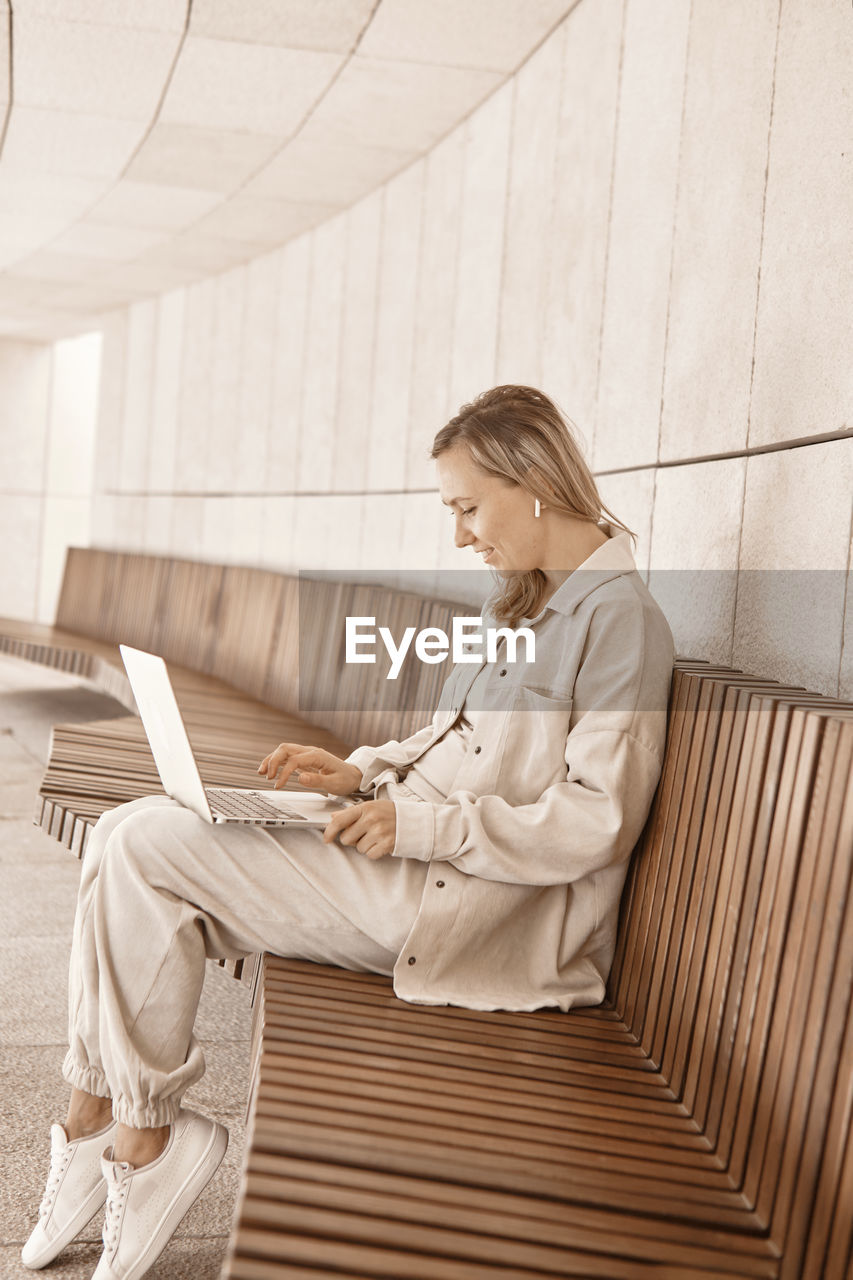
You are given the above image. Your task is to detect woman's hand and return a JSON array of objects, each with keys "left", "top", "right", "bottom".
[
  {"left": 257, "top": 744, "right": 362, "bottom": 796},
  {"left": 323, "top": 800, "right": 396, "bottom": 860}
]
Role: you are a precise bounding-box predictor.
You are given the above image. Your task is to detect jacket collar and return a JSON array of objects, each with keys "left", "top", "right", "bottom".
[
  {"left": 533, "top": 526, "right": 637, "bottom": 620},
  {"left": 446, "top": 529, "right": 638, "bottom": 720}
]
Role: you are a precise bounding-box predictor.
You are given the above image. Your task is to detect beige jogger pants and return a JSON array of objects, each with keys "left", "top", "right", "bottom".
[{"left": 62, "top": 795, "right": 429, "bottom": 1128}]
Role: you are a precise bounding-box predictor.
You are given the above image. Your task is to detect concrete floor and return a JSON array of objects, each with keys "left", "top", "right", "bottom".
[{"left": 0, "top": 654, "right": 253, "bottom": 1280}]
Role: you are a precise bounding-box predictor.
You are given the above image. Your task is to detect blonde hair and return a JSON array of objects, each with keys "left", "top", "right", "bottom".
[{"left": 431, "top": 385, "right": 634, "bottom": 626}]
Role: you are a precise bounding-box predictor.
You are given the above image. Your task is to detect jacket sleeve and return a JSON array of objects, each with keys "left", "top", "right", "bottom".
[
  {"left": 391, "top": 729, "right": 663, "bottom": 885},
  {"left": 344, "top": 662, "right": 461, "bottom": 792},
  {"left": 345, "top": 719, "right": 438, "bottom": 794},
  {"left": 390, "top": 597, "right": 673, "bottom": 886}
]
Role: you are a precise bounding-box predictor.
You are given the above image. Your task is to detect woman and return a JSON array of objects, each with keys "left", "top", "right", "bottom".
[{"left": 23, "top": 385, "right": 674, "bottom": 1279}]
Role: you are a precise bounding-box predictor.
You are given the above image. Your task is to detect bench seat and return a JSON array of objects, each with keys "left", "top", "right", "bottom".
[{"left": 233, "top": 963, "right": 780, "bottom": 1279}]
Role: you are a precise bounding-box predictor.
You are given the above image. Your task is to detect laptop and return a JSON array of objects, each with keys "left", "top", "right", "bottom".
[{"left": 119, "top": 644, "right": 351, "bottom": 828}]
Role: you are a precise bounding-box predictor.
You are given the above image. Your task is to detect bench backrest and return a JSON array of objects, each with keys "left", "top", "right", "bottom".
[
  {"left": 609, "top": 662, "right": 852, "bottom": 1276},
  {"left": 55, "top": 548, "right": 465, "bottom": 747}
]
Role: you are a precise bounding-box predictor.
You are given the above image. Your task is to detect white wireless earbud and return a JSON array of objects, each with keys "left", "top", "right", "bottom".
[{"left": 534, "top": 499, "right": 541, "bottom": 518}]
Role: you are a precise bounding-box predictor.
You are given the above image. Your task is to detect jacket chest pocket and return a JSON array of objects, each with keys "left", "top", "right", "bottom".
[{"left": 494, "top": 686, "right": 574, "bottom": 805}]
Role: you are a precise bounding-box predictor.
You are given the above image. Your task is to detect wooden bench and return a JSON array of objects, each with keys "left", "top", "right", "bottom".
[
  {"left": 229, "top": 668, "right": 853, "bottom": 1279},
  {"left": 0, "top": 547, "right": 460, "bottom": 853},
  {"left": 3, "top": 548, "right": 851, "bottom": 1278}
]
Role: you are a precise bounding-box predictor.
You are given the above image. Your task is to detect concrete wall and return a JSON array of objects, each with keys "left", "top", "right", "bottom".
[
  {"left": 6, "top": 0, "right": 853, "bottom": 697},
  {"left": 0, "top": 340, "right": 53, "bottom": 621},
  {"left": 0, "top": 333, "right": 101, "bottom": 623}
]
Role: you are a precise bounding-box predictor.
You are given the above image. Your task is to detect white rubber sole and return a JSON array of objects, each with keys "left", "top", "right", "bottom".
[{"left": 100, "top": 1121, "right": 228, "bottom": 1280}]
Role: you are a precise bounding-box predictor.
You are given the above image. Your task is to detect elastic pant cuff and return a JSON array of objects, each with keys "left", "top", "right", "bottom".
[
  {"left": 61, "top": 1052, "right": 111, "bottom": 1101},
  {"left": 110, "top": 1095, "right": 183, "bottom": 1129}
]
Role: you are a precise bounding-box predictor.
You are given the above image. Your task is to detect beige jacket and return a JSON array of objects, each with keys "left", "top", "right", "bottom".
[{"left": 346, "top": 530, "right": 675, "bottom": 1011}]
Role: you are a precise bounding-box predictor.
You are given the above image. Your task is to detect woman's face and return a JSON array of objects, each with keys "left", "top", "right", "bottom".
[{"left": 436, "top": 444, "right": 544, "bottom": 572}]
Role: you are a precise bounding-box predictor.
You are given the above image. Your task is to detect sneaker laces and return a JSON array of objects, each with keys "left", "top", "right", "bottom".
[
  {"left": 38, "top": 1145, "right": 72, "bottom": 1220},
  {"left": 101, "top": 1169, "right": 131, "bottom": 1258}
]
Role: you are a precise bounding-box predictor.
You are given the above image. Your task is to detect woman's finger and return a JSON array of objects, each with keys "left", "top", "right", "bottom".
[
  {"left": 359, "top": 833, "right": 385, "bottom": 858},
  {"left": 293, "top": 770, "right": 320, "bottom": 787},
  {"left": 365, "top": 842, "right": 391, "bottom": 860},
  {"left": 271, "top": 750, "right": 321, "bottom": 788},
  {"left": 323, "top": 804, "right": 363, "bottom": 843},
  {"left": 258, "top": 742, "right": 299, "bottom": 776},
  {"left": 338, "top": 815, "right": 371, "bottom": 847}
]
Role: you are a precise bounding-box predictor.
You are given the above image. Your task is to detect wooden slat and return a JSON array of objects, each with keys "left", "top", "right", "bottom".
[
  {"left": 228, "top": 1221, "right": 759, "bottom": 1280},
  {"left": 237, "top": 1153, "right": 780, "bottom": 1271},
  {"left": 754, "top": 715, "right": 853, "bottom": 1275}
]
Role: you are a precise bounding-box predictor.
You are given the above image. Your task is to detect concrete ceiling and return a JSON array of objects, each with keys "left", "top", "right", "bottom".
[{"left": 0, "top": 0, "right": 574, "bottom": 343}]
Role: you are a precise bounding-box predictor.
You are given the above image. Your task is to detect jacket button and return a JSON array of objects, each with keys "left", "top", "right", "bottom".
[
  {"left": 499, "top": 668, "right": 507, "bottom": 677},
  {"left": 435, "top": 880, "right": 445, "bottom": 888},
  {"left": 407, "top": 956, "right": 416, "bottom": 965},
  {"left": 474, "top": 745, "right": 481, "bottom": 754}
]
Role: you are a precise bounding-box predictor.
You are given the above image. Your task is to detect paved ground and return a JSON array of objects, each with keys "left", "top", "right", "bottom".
[{"left": 0, "top": 654, "right": 253, "bottom": 1280}]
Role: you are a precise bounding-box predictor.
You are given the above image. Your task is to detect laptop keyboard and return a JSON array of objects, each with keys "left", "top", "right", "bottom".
[{"left": 205, "top": 787, "right": 303, "bottom": 821}]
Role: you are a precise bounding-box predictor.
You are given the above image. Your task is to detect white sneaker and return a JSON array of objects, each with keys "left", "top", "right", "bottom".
[
  {"left": 22, "top": 1120, "right": 116, "bottom": 1269},
  {"left": 93, "top": 1109, "right": 228, "bottom": 1280}
]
